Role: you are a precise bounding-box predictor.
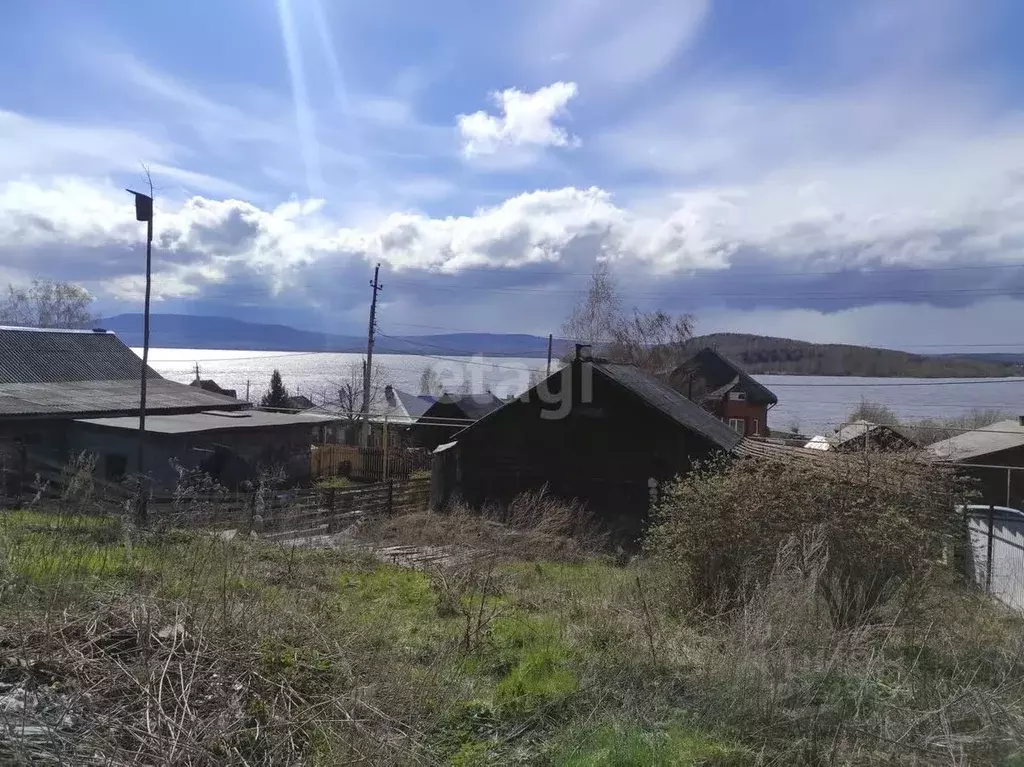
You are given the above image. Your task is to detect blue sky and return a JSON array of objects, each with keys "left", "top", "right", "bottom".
[{"left": 3, "top": 0, "right": 1024, "bottom": 350}]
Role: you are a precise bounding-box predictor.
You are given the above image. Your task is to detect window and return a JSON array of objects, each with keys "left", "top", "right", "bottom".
[
  {"left": 728, "top": 418, "right": 745, "bottom": 435},
  {"left": 732, "top": 391, "right": 746, "bottom": 401},
  {"left": 751, "top": 419, "right": 759, "bottom": 436}
]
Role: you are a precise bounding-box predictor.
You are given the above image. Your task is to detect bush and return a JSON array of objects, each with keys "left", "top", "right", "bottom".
[{"left": 647, "top": 453, "right": 969, "bottom": 623}]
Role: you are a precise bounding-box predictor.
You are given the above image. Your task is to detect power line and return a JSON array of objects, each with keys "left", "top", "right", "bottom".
[
  {"left": 375, "top": 332, "right": 552, "bottom": 359},
  {"left": 390, "top": 260, "right": 1024, "bottom": 279},
  {"left": 384, "top": 278, "right": 1024, "bottom": 301}
]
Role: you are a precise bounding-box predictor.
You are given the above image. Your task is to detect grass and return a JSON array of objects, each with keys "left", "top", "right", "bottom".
[
  {"left": 313, "top": 475, "right": 358, "bottom": 490},
  {"left": 0, "top": 507, "right": 1022, "bottom": 765}
]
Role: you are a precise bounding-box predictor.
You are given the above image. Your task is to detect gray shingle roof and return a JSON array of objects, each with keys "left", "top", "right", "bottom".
[
  {"left": 0, "top": 326, "right": 246, "bottom": 418},
  {"left": 596, "top": 363, "right": 743, "bottom": 451},
  {"left": 926, "top": 419, "right": 1024, "bottom": 462},
  {"left": 0, "top": 379, "right": 246, "bottom": 418},
  {"left": 0, "top": 327, "right": 158, "bottom": 383}
]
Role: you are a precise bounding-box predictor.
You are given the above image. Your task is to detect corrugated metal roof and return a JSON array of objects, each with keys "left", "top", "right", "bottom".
[
  {"left": 76, "top": 409, "right": 339, "bottom": 435},
  {"left": 0, "top": 327, "right": 159, "bottom": 384},
  {"left": 0, "top": 379, "right": 245, "bottom": 418},
  {"left": 597, "top": 363, "right": 743, "bottom": 451},
  {"left": 926, "top": 419, "right": 1024, "bottom": 462},
  {"left": 309, "top": 388, "right": 433, "bottom": 425}
]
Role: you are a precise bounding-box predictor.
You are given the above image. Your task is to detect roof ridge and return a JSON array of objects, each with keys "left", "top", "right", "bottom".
[{"left": 0, "top": 325, "right": 111, "bottom": 334}]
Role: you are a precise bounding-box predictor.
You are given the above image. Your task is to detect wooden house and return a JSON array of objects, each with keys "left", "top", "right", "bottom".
[
  {"left": 430, "top": 346, "right": 743, "bottom": 542},
  {"left": 668, "top": 347, "right": 778, "bottom": 436}
]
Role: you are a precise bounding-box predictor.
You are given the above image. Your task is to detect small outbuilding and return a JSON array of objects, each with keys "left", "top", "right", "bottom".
[
  {"left": 805, "top": 420, "right": 919, "bottom": 453},
  {"left": 926, "top": 417, "right": 1024, "bottom": 509},
  {"left": 70, "top": 409, "right": 339, "bottom": 490}
]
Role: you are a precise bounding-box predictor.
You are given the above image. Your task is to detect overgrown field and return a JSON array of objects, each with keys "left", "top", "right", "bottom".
[{"left": 0, "top": 506, "right": 1022, "bottom": 766}]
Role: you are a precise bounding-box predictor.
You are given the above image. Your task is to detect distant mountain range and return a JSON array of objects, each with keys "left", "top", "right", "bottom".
[
  {"left": 685, "top": 333, "right": 1024, "bottom": 378},
  {"left": 99, "top": 315, "right": 1024, "bottom": 378},
  {"left": 100, "top": 314, "right": 570, "bottom": 358}
]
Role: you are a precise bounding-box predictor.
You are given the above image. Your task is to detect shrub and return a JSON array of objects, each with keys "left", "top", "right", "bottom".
[{"left": 647, "top": 452, "right": 969, "bottom": 623}]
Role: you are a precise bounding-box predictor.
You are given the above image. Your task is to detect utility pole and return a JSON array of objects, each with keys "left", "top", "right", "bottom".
[
  {"left": 361, "top": 263, "right": 383, "bottom": 446},
  {"left": 546, "top": 333, "right": 553, "bottom": 377},
  {"left": 127, "top": 176, "right": 154, "bottom": 525}
]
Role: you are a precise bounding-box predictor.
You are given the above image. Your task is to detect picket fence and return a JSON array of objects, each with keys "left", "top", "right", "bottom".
[{"left": 310, "top": 444, "right": 431, "bottom": 483}]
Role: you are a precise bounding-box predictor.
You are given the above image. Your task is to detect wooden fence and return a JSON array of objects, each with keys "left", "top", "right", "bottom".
[
  {"left": 147, "top": 476, "right": 431, "bottom": 540},
  {"left": 310, "top": 445, "right": 431, "bottom": 483}
]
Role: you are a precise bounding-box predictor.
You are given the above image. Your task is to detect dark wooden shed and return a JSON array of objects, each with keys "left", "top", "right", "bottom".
[
  {"left": 413, "top": 393, "right": 504, "bottom": 451},
  {"left": 429, "top": 351, "right": 742, "bottom": 542}
]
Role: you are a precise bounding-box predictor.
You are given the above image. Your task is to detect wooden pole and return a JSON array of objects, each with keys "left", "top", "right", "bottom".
[
  {"left": 361, "top": 264, "right": 382, "bottom": 446},
  {"left": 127, "top": 183, "right": 154, "bottom": 525},
  {"left": 546, "top": 333, "right": 553, "bottom": 377},
  {"left": 986, "top": 504, "right": 995, "bottom": 593},
  {"left": 382, "top": 415, "right": 389, "bottom": 481}
]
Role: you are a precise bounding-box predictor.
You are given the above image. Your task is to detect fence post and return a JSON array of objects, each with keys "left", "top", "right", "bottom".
[
  {"left": 987, "top": 504, "right": 995, "bottom": 594},
  {"left": 387, "top": 479, "right": 394, "bottom": 516}
]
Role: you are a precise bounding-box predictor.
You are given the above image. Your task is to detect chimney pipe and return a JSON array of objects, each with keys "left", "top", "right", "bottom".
[{"left": 575, "top": 343, "right": 592, "bottom": 361}]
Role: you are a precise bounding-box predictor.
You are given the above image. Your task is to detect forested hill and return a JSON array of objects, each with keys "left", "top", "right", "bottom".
[{"left": 686, "top": 333, "right": 1024, "bottom": 378}]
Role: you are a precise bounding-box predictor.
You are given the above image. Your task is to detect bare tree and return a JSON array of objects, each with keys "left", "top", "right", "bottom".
[
  {"left": 560, "top": 263, "right": 694, "bottom": 375},
  {"left": 419, "top": 364, "right": 445, "bottom": 396},
  {"left": 561, "top": 261, "right": 621, "bottom": 347},
  {"left": 0, "top": 280, "right": 99, "bottom": 329},
  {"left": 332, "top": 360, "right": 391, "bottom": 428}
]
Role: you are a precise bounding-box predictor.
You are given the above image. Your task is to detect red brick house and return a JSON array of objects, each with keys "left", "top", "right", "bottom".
[{"left": 668, "top": 347, "right": 778, "bottom": 436}]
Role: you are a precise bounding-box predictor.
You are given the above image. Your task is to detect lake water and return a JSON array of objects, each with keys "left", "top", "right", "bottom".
[{"left": 142, "top": 348, "right": 1024, "bottom": 438}]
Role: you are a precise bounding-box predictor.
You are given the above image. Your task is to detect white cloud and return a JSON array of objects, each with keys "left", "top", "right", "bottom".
[
  {"left": 457, "top": 82, "right": 579, "bottom": 164},
  {"left": 525, "top": 0, "right": 709, "bottom": 90},
  {"left": 4, "top": 123, "right": 1024, "bottom": 309}
]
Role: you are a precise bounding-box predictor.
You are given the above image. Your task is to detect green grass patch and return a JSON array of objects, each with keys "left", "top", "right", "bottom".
[
  {"left": 314, "top": 476, "right": 357, "bottom": 490},
  {"left": 1, "top": 506, "right": 1023, "bottom": 765},
  {"left": 550, "top": 720, "right": 749, "bottom": 766}
]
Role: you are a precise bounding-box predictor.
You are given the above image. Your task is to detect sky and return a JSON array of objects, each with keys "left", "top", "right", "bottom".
[{"left": 3, "top": 0, "right": 1024, "bottom": 351}]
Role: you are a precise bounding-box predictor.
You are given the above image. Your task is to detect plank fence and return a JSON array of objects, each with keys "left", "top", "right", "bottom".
[
  {"left": 148, "top": 476, "right": 431, "bottom": 539},
  {"left": 310, "top": 444, "right": 431, "bottom": 483}
]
